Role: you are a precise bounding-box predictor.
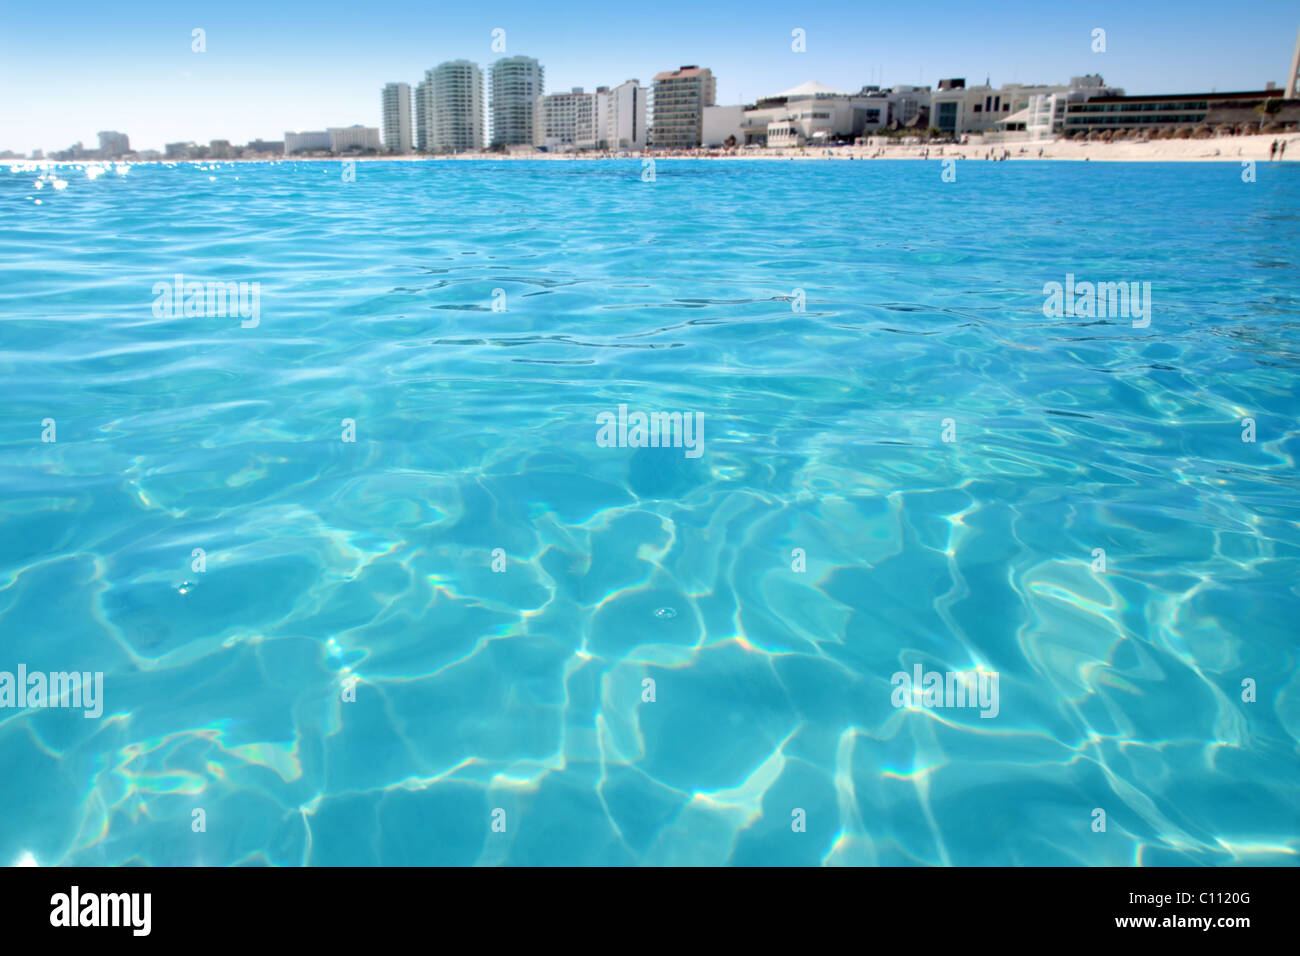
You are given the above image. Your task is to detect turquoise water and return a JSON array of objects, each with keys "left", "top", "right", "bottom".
[{"left": 1, "top": 158, "right": 1297, "bottom": 866}]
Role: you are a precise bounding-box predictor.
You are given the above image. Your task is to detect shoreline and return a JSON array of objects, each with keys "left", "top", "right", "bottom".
[{"left": 12, "top": 132, "right": 1300, "bottom": 165}]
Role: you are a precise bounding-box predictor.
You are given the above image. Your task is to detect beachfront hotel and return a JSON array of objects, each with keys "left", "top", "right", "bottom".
[
  {"left": 283, "top": 127, "right": 380, "bottom": 155},
  {"left": 704, "top": 81, "right": 889, "bottom": 148},
  {"left": 928, "top": 77, "right": 1119, "bottom": 137},
  {"left": 649, "top": 65, "right": 716, "bottom": 149},
  {"left": 284, "top": 130, "right": 331, "bottom": 154},
  {"left": 534, "top": 87, "right": 601, "bottom": 150},
  {"left": 490, "top": 56, "right": 544, "bottom": 147},
  {"left": 97, "top": 130, "right": 130, "bottom": 159},
  {"left": 601, "top": 79, "right": 648, "bottom": 151},
  {"left": 533, "top": 80, "right": 648, "bottom": 151},
  {"left": 702, "top": 81, "right": 935, "bottom": 148},
  {"left": 1061, "top": 88, "right": 1295, "bottom": 132},
  {"left": 327, "top": 125, "right": 381, "bottom": 153},
  {"left": 381, "top": 82, "right": 413, "bottom": 154},
  {"left": 418, "top": 60, "right": 486, "bottom": 154}
]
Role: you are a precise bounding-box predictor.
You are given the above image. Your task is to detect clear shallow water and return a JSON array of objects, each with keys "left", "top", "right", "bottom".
[{"left": 1, "top": 158, "right": 1297, "bottom": 866}]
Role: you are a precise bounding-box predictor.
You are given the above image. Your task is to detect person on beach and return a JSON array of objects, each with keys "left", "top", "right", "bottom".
[
  {"left": 1270, "top": 140, "right": 1278, "bottom": 160},
  {"left": 1281, "top": 142, "right": 1288, "bottom": 161}
]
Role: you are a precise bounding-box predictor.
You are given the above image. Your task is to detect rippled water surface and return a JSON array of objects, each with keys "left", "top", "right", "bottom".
[{"left": 1, "top": 159, "right": 1298, "bottom": 866}]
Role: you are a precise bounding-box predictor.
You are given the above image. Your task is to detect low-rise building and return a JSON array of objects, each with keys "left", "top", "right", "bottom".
[
  {"left": 718, "top": 82, "right": 890, "bottom": 148},
  {"left": 1062, "top": 89, "right": 1285, "bottom": 133},
  {"left": 163, "top": 141, "right": 207, "bottom": 159},
  {"left": 245, "top": 139, "right": 284, "bottom": 155},
  {"left": 992, "top": 76, "right": 1124, "bottom": 139},
  {"left": 930, "top": 77, "right": 1123, "bottom": 137},
  {"left": 52, "top": 141, "right": 92, "bottom": 161},
  {"left": 328, "top": 125, "right": 381, "bottom": 154},
  {"left": 284, "top": 131, "right": 331, "bottom": 154},
  {"left": 885, "top": 85, "right": 930, "bottom": 127}
]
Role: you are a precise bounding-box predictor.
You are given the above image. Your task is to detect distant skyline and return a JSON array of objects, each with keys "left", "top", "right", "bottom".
[{"left": 2, "top": 0, "right": 1298, "bottom": 154}]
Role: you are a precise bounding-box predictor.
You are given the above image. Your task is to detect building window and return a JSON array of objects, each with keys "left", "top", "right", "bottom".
[{"left": 937, "top": 101, "right": 958, "bottom": 133}]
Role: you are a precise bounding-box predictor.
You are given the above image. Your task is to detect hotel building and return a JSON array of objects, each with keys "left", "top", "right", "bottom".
[
  {"left": 490, "top": 56, "right": 544, "bottom": 147},
  {"left": 381, "top": 82, "right": 413, "bottom": 154},
  {"left": 421, "top": 60, "right": 485, "bottom": 153},
  {"left": 414, "top": 79, "right": 431, "bottom": 151},
  {"left": 884, "top": 85, "right": 931, "bottom": 127},
  {"left": 97, "top": 131, "right": 130, "bottom": 158},
  {"left": 992, "top": 76, "right": 1124, "bottom": 139},
  {"left": 930, "top": 78, "right": 1086, "bottom": 137},
  {"left": 600, "top": 79, "right": 648, "bottom": 150},
  {"left": 650, "top": 65, "right": 716, "bottom": 149},
  {"left": 284, "top": 130, "right": 331, "bottom": 154},
  {"left": 328, "top": 125, "right": 381, "bottom": 153},
  {"left": 705, "top": 82, "right": 892, "bottom": 148},
  {"left": 535, "top": 87, "right": 600, "bottom": 150},
  {"left": 1062, "top": 89, "right": 1287, "bottom": 132}
]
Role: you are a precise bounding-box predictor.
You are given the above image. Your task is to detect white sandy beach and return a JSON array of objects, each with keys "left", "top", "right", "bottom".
[
  {"left": 837, "top": 132, "right": 1300, "bottom": 162},
  {"left": 345, "top": 132, "right": 1300, "bottom": 162},
  {"left": 15, "top": 132, "right": 1300, "bottom": 166}
]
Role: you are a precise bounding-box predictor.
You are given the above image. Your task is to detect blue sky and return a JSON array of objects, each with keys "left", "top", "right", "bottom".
[{"left": 2, "top": 0, "right": 1297, "bottom": 153}]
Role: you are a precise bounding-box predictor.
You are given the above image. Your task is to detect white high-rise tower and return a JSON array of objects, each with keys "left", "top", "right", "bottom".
[
  {"left": 381, "top": 83, "right": 412, "bottom": 154},
  {"left": 490, "top": 56, "right": 544, "bottom": 147},
  {"left": 421, "top": 60, "right": 485, "bottom": 154}
]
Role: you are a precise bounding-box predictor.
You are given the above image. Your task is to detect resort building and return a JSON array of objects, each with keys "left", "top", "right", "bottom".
[
  {"left": 531, "top": 80, "right": 647, "bottom": 151},
  {"left": 992, "top": 76, "right": 1124, "bottom": 139},
  {"left": 414, "top": 79, "right": 431, "bottom": 151},
  {"left": 1062, "top": 89, "right": 1289, "bottom": 133},
  {"left": 97, "top": 131, "right": 130, "bottom": 158},
  {"left": 381, "top": 82, "right": 413, "bottom": 154},
  {"left": 600, "top": 79, "right": 648, "bottom": 150},
  {"left": 421, "top": 60, "right": 485, "bottom": 153},
  {"left": 245, "top": 139, "right": 283, "bottom": 156},
  {"left": 284, "top": 130, "right": 331, "bottom": 154},
  {"left": 708, "top": 82, "right": 893, "bottom": 148},
  {"left": 490, "top": 56, "right": 544, "bottom": 147},
  {"left": 534, "top": 87, "right": 600, "bottom": 150},
  {"left": 702, "top": 104, "right": 746, "bottom": 147},
  {"left": 930, "top": 78, "right": 1083, "bottom": 137},
  {"left": 328, "top": 125, "right": 381, "bottom": 153},
  {"left": 767, "top": 83, "right": 889, "bottom": 146},
  {"left": 650, "top": 65, "right": 716, "bottom": 149},
  {"left": 884, "top": 85, "right": 931, "bottom": 127}
]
